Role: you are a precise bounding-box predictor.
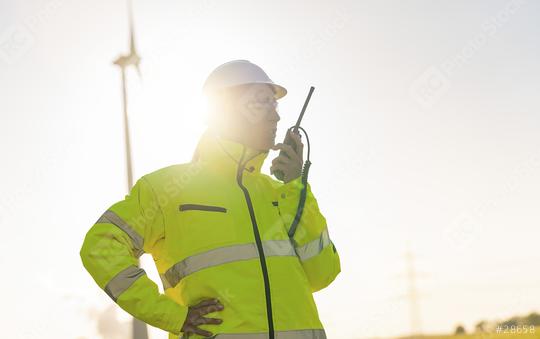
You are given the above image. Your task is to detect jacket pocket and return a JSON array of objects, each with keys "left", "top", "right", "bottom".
[
  {"left": 179, "top": 203, "right": 227, "bottom": 213},
  {"left": 175, "top": 203, "right": 237, "bottom": 255}
]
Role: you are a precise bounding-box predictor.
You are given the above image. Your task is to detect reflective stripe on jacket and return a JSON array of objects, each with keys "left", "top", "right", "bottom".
[{"left": 80, "top": 128, "right": 341, "bottom": 338}]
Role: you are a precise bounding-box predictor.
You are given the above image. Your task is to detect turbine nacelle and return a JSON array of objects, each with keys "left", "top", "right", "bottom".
[{"left": 113, "top": 0, "right": 142, "bottom": 79}]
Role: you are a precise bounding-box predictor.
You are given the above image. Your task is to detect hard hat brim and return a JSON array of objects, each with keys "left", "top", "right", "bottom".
[
  {"left": 239, "top": 81, "right": 287, "bottom": 99},
  {"left": 207, "top": 81, "right": 288, "bottom": 100},
  {"left": 266, "top": 82, "right": 287, "bottom": 99}
]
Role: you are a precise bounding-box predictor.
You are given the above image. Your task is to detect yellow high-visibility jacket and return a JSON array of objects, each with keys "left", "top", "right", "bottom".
[{"left": 80, "top": 129, "right": 341, "bottom": 339}]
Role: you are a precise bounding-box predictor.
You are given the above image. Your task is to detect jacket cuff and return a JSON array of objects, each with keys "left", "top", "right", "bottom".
[
  {"left": 168, "top": 303, "right": 189, "bottom": 336},
  {"left": 276, "top": 176, "right": 307, "bottom": 199}
]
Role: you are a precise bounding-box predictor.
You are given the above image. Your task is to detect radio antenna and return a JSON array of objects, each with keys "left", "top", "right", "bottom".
[{"left": 293, "top": 86, "right": 315, "bottom": 132}]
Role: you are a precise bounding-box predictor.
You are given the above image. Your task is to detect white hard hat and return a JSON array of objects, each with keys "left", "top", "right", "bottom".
[{"left": 202, "top": 60, "right": 287, "bottom": 99}]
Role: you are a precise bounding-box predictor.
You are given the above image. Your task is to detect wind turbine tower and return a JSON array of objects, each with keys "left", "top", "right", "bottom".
[{"left": 112, "top": 1, "right": 147, "bottom": 338}]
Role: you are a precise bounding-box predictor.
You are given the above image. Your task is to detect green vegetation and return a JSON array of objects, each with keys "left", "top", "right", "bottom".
[{"left": 397, "top": 312, "right": 540, "bottom": 339}]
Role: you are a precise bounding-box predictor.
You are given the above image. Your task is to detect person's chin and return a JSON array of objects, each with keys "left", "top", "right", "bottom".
[
  {"left": 254, "top": 133, "right": 275, "bottom": 152},
  {"left": 268, "top": 136, "right": 277, "bottom": 150}
]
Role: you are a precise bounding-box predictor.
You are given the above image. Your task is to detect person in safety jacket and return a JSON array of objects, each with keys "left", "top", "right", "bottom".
[{"left": 80, "top": 60, "right": 341, "bottom": 339}]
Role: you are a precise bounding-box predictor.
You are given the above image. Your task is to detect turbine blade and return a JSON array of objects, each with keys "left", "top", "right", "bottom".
[
  {"left": 128, "top": 0, "right": 137, "bottom": 55},
  {"left": 135, "top": 62, "right": 143, "bottom": 80}
]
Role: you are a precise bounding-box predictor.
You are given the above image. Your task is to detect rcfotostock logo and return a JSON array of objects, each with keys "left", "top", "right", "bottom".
[
  {"left": 0, "top": 0, "right": 64, "bottom": 65},
  {"left": 409, "top": 0, "right": 529, "bottom": 109},
  {"left": 0, "top": 24, "right": 35, "bottom": 64},
  {"left": 409, "top": 66, "right": 451, "bottom": 109},
  {"left": 444, "top": 212, "right": 484, "bottom": 251}
]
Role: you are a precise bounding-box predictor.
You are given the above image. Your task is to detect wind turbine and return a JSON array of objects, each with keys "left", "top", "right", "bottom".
[
  {"left": 113, "top": 0, "right": 141, "bottom": 191},
  {"left": 112, "top": 1, "right": 148, "bottom": 339}
]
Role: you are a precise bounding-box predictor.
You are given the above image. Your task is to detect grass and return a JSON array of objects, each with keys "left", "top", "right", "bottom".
[{"left": 398, "top": 327, "right": 540, "bottom": 339}]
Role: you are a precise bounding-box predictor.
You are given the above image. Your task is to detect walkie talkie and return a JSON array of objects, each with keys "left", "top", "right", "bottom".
[{"left": 274, "top": 86, "right": 315, "bottom": 182}]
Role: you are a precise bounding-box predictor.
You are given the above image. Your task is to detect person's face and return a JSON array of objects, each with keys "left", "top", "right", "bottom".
[
  {"left": 238, "top": 84, "right": 280, "bottom": 150},
  {"left": 224, "top": 84, "right": 281, "bottom": 152}
]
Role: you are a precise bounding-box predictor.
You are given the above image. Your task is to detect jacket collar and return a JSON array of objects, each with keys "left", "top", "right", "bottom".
[{"left": 191, "top": 128, "right": 269, "bottom": 175}]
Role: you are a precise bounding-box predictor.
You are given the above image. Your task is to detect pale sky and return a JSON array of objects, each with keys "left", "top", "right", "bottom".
[{"left": 1, "top": 1, "right": 539, "bottom": 338}]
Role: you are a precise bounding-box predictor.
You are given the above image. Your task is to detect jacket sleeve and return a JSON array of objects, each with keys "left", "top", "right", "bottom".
[
  {"left": 276, "top": 176, "right": 341, "bottom": 292},
  {"left": 80, "top": 176, "right": 188, "bottom": 336}
]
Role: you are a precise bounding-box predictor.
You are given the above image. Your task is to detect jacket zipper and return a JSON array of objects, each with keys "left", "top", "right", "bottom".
[{"left": 236, "top": 147, "right": 275, "bottom": 339}]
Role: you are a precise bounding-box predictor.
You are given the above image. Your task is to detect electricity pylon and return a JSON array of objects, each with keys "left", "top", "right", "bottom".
[{"left": 404, "top": 247, "right": 422, "bottom": 338}]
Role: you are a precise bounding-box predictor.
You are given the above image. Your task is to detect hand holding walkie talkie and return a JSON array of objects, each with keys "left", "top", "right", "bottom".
[
  {"left": 270, "top": 86, "right": 315, "bottom": 183},
  {"left": 270, "top": 129, "right": 304, "bottom": 183}
]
